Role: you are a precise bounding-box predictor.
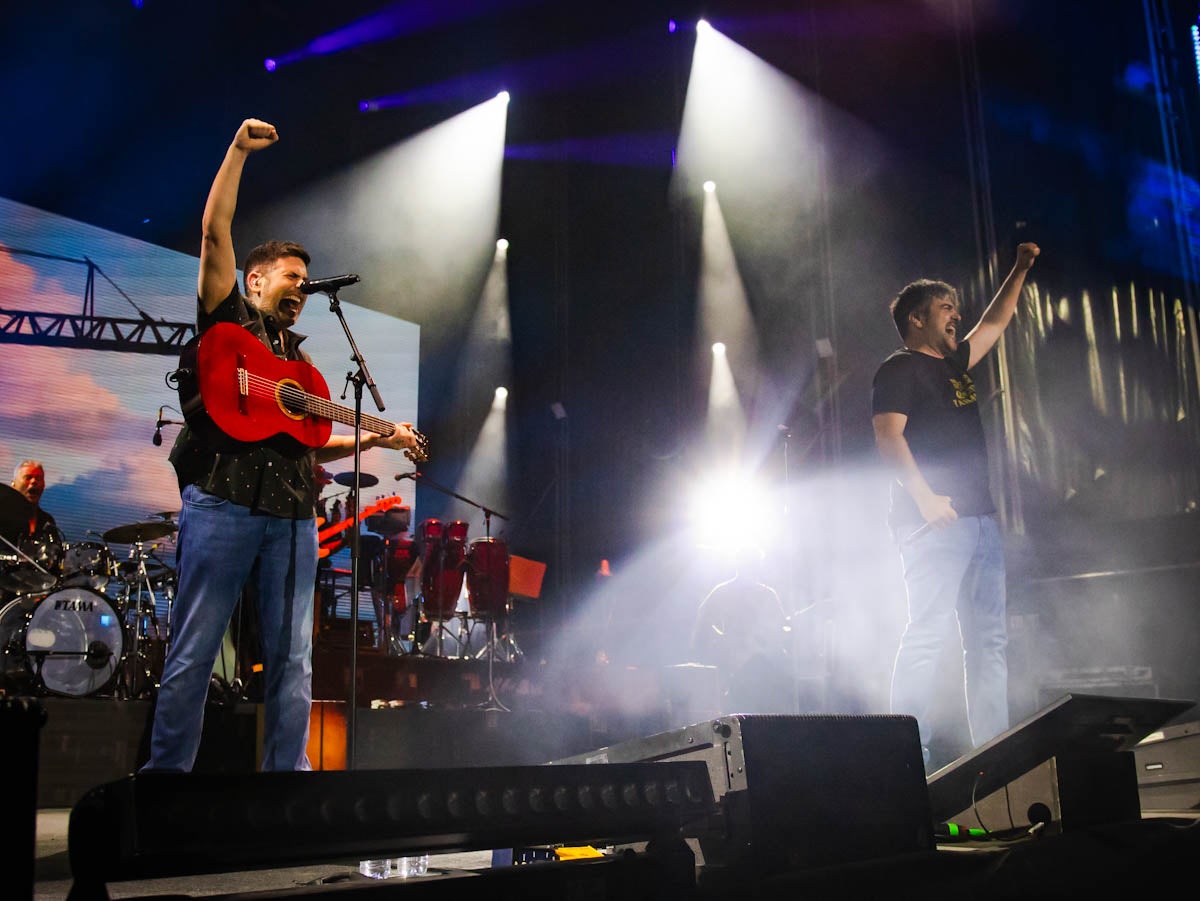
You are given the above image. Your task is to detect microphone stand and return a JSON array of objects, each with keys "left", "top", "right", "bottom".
[
  {"left": 327, "top": 287, "right": 386, "bottom": 771},
  {"left": 401, "top": 472, "right": 511, "bottom": 709}
]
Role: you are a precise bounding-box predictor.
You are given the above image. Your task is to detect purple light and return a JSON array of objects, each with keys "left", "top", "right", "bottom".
[
  {"left": 668, "top": 19, "right": 676, "bottom": 33},
  {"left": 131, "top": 0, "right": 144, "bottom": 8},
  {"left": 358, "top": 100, "right": 372, "bottom": 113},
  {"left": 264, "top": 58, "right": 277, "bottom": 72}
]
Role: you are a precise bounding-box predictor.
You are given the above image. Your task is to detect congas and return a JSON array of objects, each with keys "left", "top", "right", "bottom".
[
  {"left": 427, "top": 520, "right": 468, "bottom": 620},
  {"left": 415, "top": 519, "right": 444, "bottom": 615},
  {"left": 381, "top": 538, "right": 416, "bottom": 614},
  {"left": 60, "top": 541, "right": 116, "bottom": 590},
  {"left": 0, "top": 530, "right": 63, "bottom": 594},
  {"left": 24, "top": 587, "right": 124, "bottom": 697},
  {"left": 466, "top": 537, "right": 510, "bottom": 618}
]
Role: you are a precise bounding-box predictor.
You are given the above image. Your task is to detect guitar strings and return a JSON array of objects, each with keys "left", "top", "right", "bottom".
[{"left": 239, "top": 371, "right": 395, "bottom": 434}]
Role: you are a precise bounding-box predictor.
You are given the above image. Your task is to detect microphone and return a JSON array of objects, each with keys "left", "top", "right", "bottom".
[
  {"left": 299, "top": 274, "right": 361, "bottom": 295},
  {"left": 153, "top": 408, "right": 186, "bottom": 446}
]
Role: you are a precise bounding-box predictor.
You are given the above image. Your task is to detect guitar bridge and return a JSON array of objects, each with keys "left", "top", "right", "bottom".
[{"left": 236, "top": 354, "right": 248, "bottom": 414}]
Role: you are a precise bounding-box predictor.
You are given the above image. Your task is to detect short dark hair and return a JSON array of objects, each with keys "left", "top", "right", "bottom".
[
  {"left": 890, "top": 278, "right": 957, "bottom": 340},
  {"left": 242, "top": 241, "right": 311, "bottom": 294}
]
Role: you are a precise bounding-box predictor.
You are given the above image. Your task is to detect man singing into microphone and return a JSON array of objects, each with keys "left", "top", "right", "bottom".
[
  {"left": 872, "top": 242, "right": 1039, "bottom": 769},
  {"left": 145, "top": 118, "right": 421, "bottom": 772}
]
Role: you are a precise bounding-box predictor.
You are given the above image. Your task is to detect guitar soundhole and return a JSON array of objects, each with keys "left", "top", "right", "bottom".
[{"left": 276, "top": 379, "right": 308, "bottom": 421}]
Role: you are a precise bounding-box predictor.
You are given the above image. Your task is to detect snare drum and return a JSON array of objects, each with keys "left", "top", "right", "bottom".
[
  {"left": 61, "top": 541, "right": 116, "bottom": 590},
  {"left": 24, "top": 587, "right": 124, "bottom": 697}
]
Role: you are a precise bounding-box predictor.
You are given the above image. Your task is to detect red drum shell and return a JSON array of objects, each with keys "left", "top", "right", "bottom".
[
  {"left": 383, "top": 538, "right": 416, "bottom": 614},
  {"left": 423, "top": 520, "right": 467, "bottom": 619},
  {"left": 466, "top": 537, "right": 510, "bottom": 618}
]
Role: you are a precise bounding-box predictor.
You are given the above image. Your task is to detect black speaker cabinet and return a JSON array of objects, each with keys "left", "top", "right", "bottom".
[
  {"left": 927, "top": 693, "right": 1195, "bottom": 831},
  {"left": 552, "top": 713, "right": 933, "bottom": 873}
]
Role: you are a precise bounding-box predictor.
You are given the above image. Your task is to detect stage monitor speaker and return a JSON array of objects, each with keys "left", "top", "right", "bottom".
[
  {"left": 551, "top": 713, "right": 933, "bottom": 873},
  {"left": 67, "top": 761, "right": 715, "bottom": 893},
  {"left": 926, "top": 693, "right": 1195, "bottom": 832},
  {"left": 1, "top": 698, "right": 45, "bottom": 901},
  {"left": 1134, "top": 718, "right": 1200, "bottom": 811}
]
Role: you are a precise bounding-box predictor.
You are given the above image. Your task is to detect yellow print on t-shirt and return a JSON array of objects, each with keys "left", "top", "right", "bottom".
[{"left": 950, "top": 373, "right": 976, "bottom": 408}]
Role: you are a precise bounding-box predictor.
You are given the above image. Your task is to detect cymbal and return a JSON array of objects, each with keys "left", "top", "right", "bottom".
[
  {"left": 103, "top": 520, "right": 178, "bottom": 544},
  {"left": 334, "top": 471, "right": 379, "bottom": 489},
  {"left": 0, "top": 483, "right": 33, "bottom": 544}
]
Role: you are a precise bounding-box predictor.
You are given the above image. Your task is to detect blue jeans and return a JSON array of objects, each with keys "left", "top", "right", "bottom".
[
  {"left": 145, "top": 484, "right": 317, "bottom": 771},
  {"left": 890, "top": 514, "right": 1008, "bottom": 766}
]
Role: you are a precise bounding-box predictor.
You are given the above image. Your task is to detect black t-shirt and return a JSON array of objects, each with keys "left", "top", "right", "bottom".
[
  {"left": 871, "top": 341, "right": 994, "bottom": 530},
  {"left": 168, "top": 287, "right": 317, "bottom": 519}
]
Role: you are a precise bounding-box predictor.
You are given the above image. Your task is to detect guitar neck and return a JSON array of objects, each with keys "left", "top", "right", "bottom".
[{"left": 304, "top": 394, "right": 394, "bottom": 438}]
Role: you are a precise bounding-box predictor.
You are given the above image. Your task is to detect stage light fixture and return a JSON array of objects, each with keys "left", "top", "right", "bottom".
[
  {"left": 1192, "top": 25, "right": 1199, "bottom": 89},
  {"left": 68, "top": 764, "right": 716, "bottom": 891},
  {"left": 497, "top": 90, "right": 510, "bottom": 104},
  {"left": 697, "top": 19, "right": 711, "bottom": 33},
  {"left": 712, "top": 342, "right": 726, "bottom": 356},
  {"left": 264, "top": 58, "right": 277, "bottom": 72},
  {"left": 703, "top": 180, "right": 716, "bottom": 193},
  {"left": 668, "top": 20, "right": 677, "bottom": 33},
  {"left": 495, "top": 386, "right": 509, "bottom": 400}
]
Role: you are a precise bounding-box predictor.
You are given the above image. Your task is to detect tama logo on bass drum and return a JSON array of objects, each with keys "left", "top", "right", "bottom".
[{"left": 54, "top": 597, "right": 96, "bottom": 612}]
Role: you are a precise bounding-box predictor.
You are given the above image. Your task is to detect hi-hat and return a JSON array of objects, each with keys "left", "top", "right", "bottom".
[
  {"left": 334, "top": 471, "right": 379, "bottom": 489},
  {"left": 103, "top": 521, "right": 178, "bottom": 544}
]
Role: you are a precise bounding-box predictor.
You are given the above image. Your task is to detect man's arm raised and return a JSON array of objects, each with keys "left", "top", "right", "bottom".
[
  {"left": 964, "top": 242, "right": 1041, "bottom": 369},
  {"left": 198, "top": 119, "right": 279, "bottom": 312}
]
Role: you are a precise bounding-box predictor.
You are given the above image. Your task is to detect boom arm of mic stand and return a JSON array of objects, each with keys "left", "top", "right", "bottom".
[{"left": 328, "top": 290, "right": 385, "bottom": 413}]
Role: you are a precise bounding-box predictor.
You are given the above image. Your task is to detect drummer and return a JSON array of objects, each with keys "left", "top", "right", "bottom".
[
  {"left": 2, "top": 460, "right": 60, "bottom": 602},
  {"left": 10, "top": 460, "right": 56, "bottom": 540}
]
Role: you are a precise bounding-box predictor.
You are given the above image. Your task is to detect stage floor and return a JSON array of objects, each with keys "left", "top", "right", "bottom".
[{"left": 30, "top": 807, "right": 1200, "bottom": 901}]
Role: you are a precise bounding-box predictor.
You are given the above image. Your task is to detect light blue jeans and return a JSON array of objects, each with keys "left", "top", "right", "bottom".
[
  {"left": 145, "top": 484, "right": 317, "bottom": 771},
  {"left": 890, "top": 514, "right": 1008, "bottom": 766}
]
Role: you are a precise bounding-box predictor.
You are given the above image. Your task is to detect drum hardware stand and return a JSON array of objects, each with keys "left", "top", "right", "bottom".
[
  {"left": 118, "top": 540, "right": 166, "bottom": 699},
  {"left": 476, "top": 599, "right": 523, "bottom": 663},
  {"left": 476, "top": 615, "right": 510, "bottom": 712}
]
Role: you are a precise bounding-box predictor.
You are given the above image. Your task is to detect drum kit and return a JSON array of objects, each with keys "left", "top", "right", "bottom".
[{"left": 0, "top": 483, "right": 177, "bottom": 701}]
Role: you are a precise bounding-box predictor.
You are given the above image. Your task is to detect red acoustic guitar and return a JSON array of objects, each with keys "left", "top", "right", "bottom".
[{"left": 180, "top": 322, "right": 428, "bottom": 462}]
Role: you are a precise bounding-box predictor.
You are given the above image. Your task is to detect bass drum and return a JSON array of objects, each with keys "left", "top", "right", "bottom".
[
  {"left": 24, "top": 587, "right": 124, "bottom": 697},
  {"left": 0, "top": 596, "right": 35, "bottom": 692}
]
